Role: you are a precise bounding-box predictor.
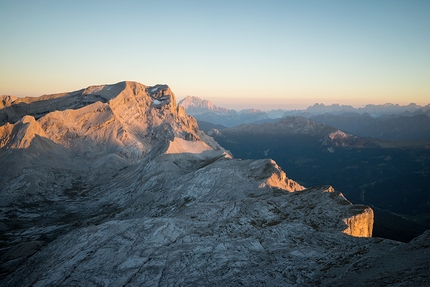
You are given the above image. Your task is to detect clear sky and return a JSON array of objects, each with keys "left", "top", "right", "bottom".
[{"left": 1, "top": 0, "right": 429, "bottom": 110}]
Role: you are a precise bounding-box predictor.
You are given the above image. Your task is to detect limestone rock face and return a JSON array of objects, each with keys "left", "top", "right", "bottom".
[
  {"left": 0, "top": 115, "right": 48, "bottom": 149},
  {"left": 0, "top": 81, "right": 428, "bottom": 286},
  {"left": 343, "top": 206, "right": 374, "bottom": 237}
]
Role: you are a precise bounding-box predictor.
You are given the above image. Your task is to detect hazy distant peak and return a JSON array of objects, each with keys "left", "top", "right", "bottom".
[
  {"left": 179, "top": 96, "right": 232, "bottom": 115},
  {"left": 239, "top": 108, "right": 264, "bottom": 114},
  {"left": 179, "top": 96, "right": 215, "bottom": 109},
  {"left": 180, "top": 95, "right": 206, "bottom": 105}
]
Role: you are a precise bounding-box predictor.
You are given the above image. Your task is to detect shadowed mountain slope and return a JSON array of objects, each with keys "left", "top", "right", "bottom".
[{"left": 211, "top": 117, "right": 430, "bottom": 242}]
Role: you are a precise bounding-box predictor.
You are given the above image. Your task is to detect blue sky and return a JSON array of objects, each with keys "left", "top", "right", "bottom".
[{"left": 1, "top": 0, "right": 429, "bottom": 110}]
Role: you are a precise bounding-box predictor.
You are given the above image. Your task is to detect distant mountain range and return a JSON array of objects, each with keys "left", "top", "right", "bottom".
[
  {"left": 310, "top": 113, "right": 430, "bottom": 140},
  {"left": 179, "top": 96, "right": 430, "bottom": 140},
  {"left": 302, "top": 102, "right": 430, "bottom": 117}
]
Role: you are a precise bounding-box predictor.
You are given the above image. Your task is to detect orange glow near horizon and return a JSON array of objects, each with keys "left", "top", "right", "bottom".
[
  {"left": 3, "top": 81, "right": 429, "bottom": 112},
  {"left": 1, "top": 1, "right": 429, "bottom": 113}
]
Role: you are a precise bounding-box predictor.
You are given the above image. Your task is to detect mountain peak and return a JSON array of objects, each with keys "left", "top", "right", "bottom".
[
  {"left": 178, "top": 96, "right": 232, "bottom": 116},
  {"left": 4, "top": 81, "right": 414, "bottom": 287},
  {"left": 0, "top": 81, "right": 223, "bottom": 163}
]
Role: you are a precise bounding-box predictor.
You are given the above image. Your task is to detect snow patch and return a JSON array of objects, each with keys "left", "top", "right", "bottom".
[
  {"left": 165, "top": 138, "right": 212, "bottom": 154},
  {"left": 83, "top": 85, "right": 104, "bottom": 95}
]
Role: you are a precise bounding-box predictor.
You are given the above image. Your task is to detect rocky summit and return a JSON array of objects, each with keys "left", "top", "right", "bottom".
[{"left": 0, "top": 81, "right": 429, "bottom": 286}]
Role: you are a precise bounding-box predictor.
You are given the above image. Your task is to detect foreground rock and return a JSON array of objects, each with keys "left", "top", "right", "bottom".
[{"left": 0, "top": 82, "right": 429, "bottom": 286}]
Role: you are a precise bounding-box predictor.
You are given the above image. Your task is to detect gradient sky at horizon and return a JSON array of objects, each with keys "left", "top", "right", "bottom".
[{"left": 1, "top": 0, "right": 429, "bottom": 110}]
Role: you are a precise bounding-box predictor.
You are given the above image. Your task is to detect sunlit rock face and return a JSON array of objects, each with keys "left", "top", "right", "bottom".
[
  {"left": 0, "top": 81, "right": 428, "bottom": 286},
  {"left": 343, "top": 206, "right": 374, "bottom": 237}
]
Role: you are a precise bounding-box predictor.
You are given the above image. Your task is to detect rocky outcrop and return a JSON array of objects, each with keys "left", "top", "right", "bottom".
[
  {"left": 0, "top": 81, "right": 427, "bottom": 286},
  {"left": 343, "top": 206, "right": 374, "bottom": 237},
  {"left": 0, "top": 115, "right": 48, "bottom": 149}
]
